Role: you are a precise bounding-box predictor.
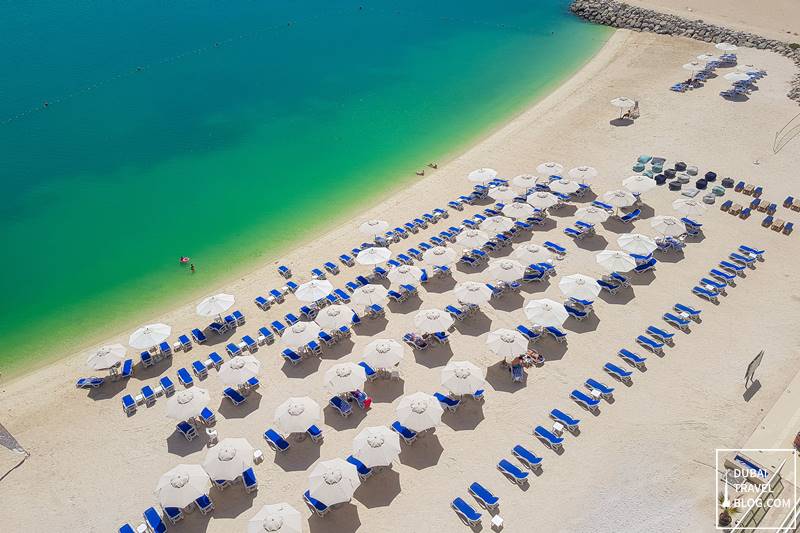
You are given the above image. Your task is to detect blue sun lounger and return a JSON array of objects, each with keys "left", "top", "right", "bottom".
[
  {"left": 565, "top": 305, "right": 588, "bottom": 320},
  {"left": 281, "top": 348, "right": 302, "bottom": 365},
  {"left": 729, "top": 252, "right": 755, "bottom": 266},
  {"left": 634, "top": 257, "right": 657, "bottom": 273},
  {"left": 176, "top": 367, "right": 193, "bottom": 387},
  {"left": 332, "top": 288, "right": 351, "bottom": 304},
  {"left": 434, "top": 392, "right": 461, "bottom": 412},
  {"left": 469, "top": 482, "right": 499, "bottom": 511},
  {"left": 511, "top": 365, "right": 524, "bottom": 382},
  {"left": 243, "top": 467, "right": 258, "bottom": 493},
  {"left": 550, "top": 409, "right": 580, "bottom": 431},
  {"left": 196, "top": 494, "right": 214, "bottom": 514},
  {"left": 602, "top": 363, "right": 632, "bottom": 384},
  {"left": 358, "top": 361, "right": 377, "bottom": 381},
  {"left": 207, "top": 352, "right": 223, "bottom": 369},
  {"left": 700, "top": 277, "right": 727, "bottom": 294},
  {"left": 176, "top": 421, "right": 197, "bottom": 440},
  {"left": 452, "top": 497, "right": 482, "bottom": 526},
  {"left": 543, "top": 241, "right": 567, "bottom": 256},
  {"left": 674, "top": 303, "right": 702, "bottom": 321},
  {"left": 191, "top": 360, "right": 208, "bottom": 378},
  {"left": 498, "top": 458, "right": 529, "bottom": 485},
  {"left": 618, "top": 348, "right": 647, "bottom": 368},
  {"left": 513, "top": 444, "right": 544, "bottom": 470},
  {"left": 271, "top": 320, "right": 286, "bottom": 335},
  {"left": 597, "top": 279, "right": 620, "bottom": 294},
  {"left": 339, "top": 253, "right": 355, "bottom": 266},
  {"left": 534, "top": 425, "right": 564, "bottom": 451},
  {"left": 304, "top": 490, "right": 329, "bottom": 517},
  {"left": 264, "top": 429, "right": 290, "bottom": 452},
  {"left": 140, "top": 385, "right": 156, "bottom": 405},
  {"left": 329, "top": 396, "right": 352, "bottom": 417},
  {"left": 739, "top": 245, "right": 764, "bottom": 257},
  {"left": 226, "top": 343, "right": 242, "bottom": 357},
  {"left": 692, "top": 286, "right": 719, "bottom": 303},
  {"left": 223, "top": 387, "right": 247, "bottom": 406},
  {"left": 119, "top": 524, "right": 136, "bottom": 533},
  {"left": 305, "top": 424, "right": 323, "bottom": 442},
  {"left": 143, "top": 507, "right": 167, "bottom": 533},
  {"left": 159, "top": 342, "right": 172, "bottom": 357},
  {"left": 515, "top": 323, "right": 537, "bottom": 341},
  {"left": 122, "top": 394, "right": 136, "bottom": 414},
  {"left": 140, "top": 351, "right": 154, "bottom": 368},
  {"left": 719, "top": 260, "right": 746, "bottom": 274},
  {"left": 710, "top": 268, "right": 736, "bottom": 285},
  {"left": 325, "top": 261, "right": 340, "bottom": 274},
  {"left": 647, "top": 325, "right": 675, "bottom": 344},
  {"left": 570, "top": 389, "right": 600, "bottom": 411},
  {"left": 190, "top": 328, "right": 207, "bottom": 344},
  {"left": 391, "top": 421, "right": 417, "bottom": 444},
  {"left": 119, "top": 358, "right": 133, "bottom": 379},
  {"left": 257, "top": 327, "right": 274, "bottom": 345},
  {"left": 177, "top": 335, "right": 192, "bottom": 351},
  {"left": 284, "top": 313, "right": 299, "bottom": 326},
  {"left": 637, "top": 335, "right": 665, "bottom": 354},
  {"left": 346, "top": 455, "right": 373, "bottom": 481},
  {"left": 619, "top": 208, "right": 641, "bottom": 223},
  {"left": 159, "top": 376, "right": 175, "bottom": 395},
  {"left": 545, "top": 326, "right": 567, "bottom": 342},
  {"left": 199, "top": 407, "right": 215, "bottom": 425}
]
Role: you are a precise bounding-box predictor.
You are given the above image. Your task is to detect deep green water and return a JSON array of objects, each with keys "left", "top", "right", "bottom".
[{"left": 0, "top": 1, "right": 609, "bottom": 374}]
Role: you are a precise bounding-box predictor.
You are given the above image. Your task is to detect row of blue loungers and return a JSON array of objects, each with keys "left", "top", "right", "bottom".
[{"left": 692, "top": 245, "right": 764, "bottom": 303}]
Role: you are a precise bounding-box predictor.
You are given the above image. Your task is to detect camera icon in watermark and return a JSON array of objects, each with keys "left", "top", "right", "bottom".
[{"left": 715, "top": 449, "right": 798, "bottom": 530}]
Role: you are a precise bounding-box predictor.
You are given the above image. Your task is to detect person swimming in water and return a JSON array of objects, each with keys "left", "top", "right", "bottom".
[{"left": 190, "top": 263, "right": 195, "bottom": 273}]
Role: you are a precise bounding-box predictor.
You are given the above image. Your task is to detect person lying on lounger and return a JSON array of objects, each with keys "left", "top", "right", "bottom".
[{"left": 525, "top": 349, "right": 544, "bottom": 366}]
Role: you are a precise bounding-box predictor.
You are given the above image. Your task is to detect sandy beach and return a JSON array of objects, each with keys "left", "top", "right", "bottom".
[{"left": 2, "top": 13, "right": 800, "bottom": 533}]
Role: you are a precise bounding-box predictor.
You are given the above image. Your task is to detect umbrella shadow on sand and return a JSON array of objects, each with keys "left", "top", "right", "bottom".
[
  {"left": 323, "top": 404, "right": 368, "bottom": 431},
  {"left": 424, "top": 276, "right": 457, "bottom": 294},
  {"left": 598, "top": 287, "right": 636, "bottom": 305},
  {"left": 485, "top": 361, "right": 526, "bottom": 393},
  {"left": 442, "top": 400, "right": 485, "bottom": 431},
  {"left": 166, "top": 430, "right": 208, "bottom": 457},
  {"left": 549, "top": 204, "right": 576, "bottom": 217},
  {"left": 209, "top": 486, "right": 257, "bottom": 519},
  {"left": 629, "top": 270, "right": 656, "bottom": 286},
  {"left": 609, "top": 117, "right": 634, "bottom": 127},
  {"left": 540, "top": 338, "right": 568, "bottom": 361},
  {"left": 217, "top": 392, "right": 262, "bottom": 419},
  {"left": 574, "top": 235, "right": 608, "bottom": 251},
  {"left": 319, "top": 339, "right": 356, "bottom": 360},
  {"left": 452, "top": 313, "right": 492, "bottom": 337},
  {"left": 308, "top": 502, "right": 361, "bottom": 533},
  {"left": 412, "top": 344, "right": 454, "bottom": 369},
  {"left": 654, "top": 250, "right": 685, "bottom": 264},
  {"left": 354, "top": 468, "right": 401, "bottom": 508},
  {"left": 487, "top": 292, "right": 524, "bottom": 313},
  {"left": 398, "top": 433, "right": 444, "bottom": 470},
  {"left": 365, "top": 378, "right": 405, "bottom": 403},
  {"left": 519, "top": 280, "right": 551, "bottom": 295},
  {"left": 87, "top": 379, "right": 128, "bottom": 401},
  {"left": 354, "top": 317, "right": 389, "bottom": 336},
  {"left": 281, "top": 357, "right": 322, "bottom": 379},
  {"left": 563, "top": 314, "right": 600, "bottom": 334},
  {"left": 274, "top": 437, "right": 322, "bottom": 472}
]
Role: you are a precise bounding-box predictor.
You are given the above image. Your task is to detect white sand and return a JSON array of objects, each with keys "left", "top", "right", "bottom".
[{"left": 2, "top": 29, "right": 800, "bottom": 533}]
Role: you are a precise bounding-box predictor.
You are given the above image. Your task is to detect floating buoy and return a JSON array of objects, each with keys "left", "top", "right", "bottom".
[{"left": 180, "top": 256, "right": 190, "bottom": 264}]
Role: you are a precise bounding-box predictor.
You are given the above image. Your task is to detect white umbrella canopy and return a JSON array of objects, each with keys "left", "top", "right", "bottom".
[
  {"left": 501, "top": 202, "right": 536, "bottom": 219},
  {"left": 324, "top": 363, "right": 367, "bottom": 395},
  {"left": 363, "top": 339, "right": 405, "bottom": 369},
  {"left": 610, "top": 96, "right": 635, "bottom": 109},
  {"left": 524, "top": 298, "right": 568, "bottom": 327},
  {"left": 218, "top": 355, "right": 261, "bottom": 386},
  {"left": 650, "top": 215, "right": 686, "bottom": 237},
  {"left": 422, "top": 246, "right": 458, "bottom": 267},
  {"left": 487, "top": 258, "right": 526, "bottom": 282},
  {"left": 724, "top": 72, "right": 750, "bottom": 82},
  {"left": 441, "top": 361, "right": 486, "bottom": 396},
  {"left": 486, "top": 328, "right": 529, "bottom": 358},
  {"left": 202, "top": 438, "right": 254, "bottom": 482},
  {"left": 155, "top": 464, "right": 211, "bottom": 509},
  {"left": 351, "top": 284, "right": 389, "bottom": 308},
  {"left": 568, "top": 165, "right": 598, "bottom": 181},
  {"left": 455, "top": 228, "right": 490, "bottom": 248},
  {"left": 682, "top": 61, "right": 704, "bottom": 73},
  {"left": 549, "top": 179, "right": 581, "bottom": 194},
  {"left": 274, "top": 397, "right": 321, "bottom": 435},
  {"left": 575, "top": 206, "right": 611, "bottom": 223},
  {"left": 467, "top": 167, "right": 498, "bottom": 184},
  {"left": 617, "top": 233, "right": 657, "bottom": 255},
  {"left": 559, "top": 274, "right": 601, "bottom": 300},
  {"left": 86, "top": 343, "right": 127, "bottom": 370},
  {"left": 280, "top": 322, "right": 322, "bottom": 349},
  {"left": 526, "top": 191, "right": 559, "bottom": 209},
  {"left": 672, "top": 198, "right": 707, "bottom": 216},
  {"left": 536, "top": 161, "right": 564, "bottom": 176},
  {"left": 737, "top": 64, "right": 760, "bottom": 74},
  {"left": 715, "top": 42, "right": 738, "bottom": 52},
  {"left": 623, "top": 175, "right": 657, "bottom": 194},
  {"left": 602, "top": 189, "right": 637, "bottom": 208},
  {"left": 248, "top": 503, "right": 302, "bottom": 533},
  {"left": 413, "top": 309, "right": 454, "bottom": 334},
  {"left": 129, "top": 323, "right": 171, "bottom": 349},
  {"left": 315, "top": 304, "right": 356, "bottom": 330},
  {"left": 166, "top": 388, "right": 210, "bottom": 420},
  {"left": 294, "top": 279, "right": 334, "bottom": 302},
  {"left": 387, "top": 264, "right": 423, "bottom": 286},
  {"left": 396, "top": 392, "right": 444, "bottom": 432},
  {"left": 512, "top": 243, "right": 552, "bottom": 264},
  {"left": 480, "top": 215, "right": 515, "bottom": 234},
  {"left": 512, "top": 174, "right": 539, "bottom": 190},
  {"left": 352, "top": 426, "right": 401, "bottom": 468},
  {"left": 697, "top": 53, "right": 720, "bottom": 62},
  {"left": 196, "top": 293, "right": 235, "bottom": 317},
  {"left": 359, "top": 219, "right": 390, "bottom": 237},
  {"left": 356, "top": 247, "right": 392, "bottom": 265},
  {"left": 308, "top": 458, "right": 361, "bottom": 506},
  {"left": 595, "top": 250, "right": 637, "bottom": 273},
  {"left": 488, "top": 185, "right": 518, "bottom": 201},
  {"left": 454, "top": 281, "right": 493, "bottom": 305}
]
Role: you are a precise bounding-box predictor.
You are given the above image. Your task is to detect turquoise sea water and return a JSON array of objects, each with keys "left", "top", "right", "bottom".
[{"left": 0, "top": 1, "right": 609, "bottom": 374}]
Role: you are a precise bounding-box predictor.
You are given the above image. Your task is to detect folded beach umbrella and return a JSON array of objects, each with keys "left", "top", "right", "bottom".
[
  {"left": 129, "top": 323, "right": 171, "bottom": 349},
  {"left": 351, "top": 284, "right": 389, "bottom": 308},
  {"left": 422, "top": 245, "right": 458, "bottom": 267},
  {"left": 501, "top": 202, "right": 536, "bottom": 219},
  {"left": 274, "top": 396, "right": 321, "bottom": 435},
  {"left": 454, "top": 281, "right": 493, "bottom": 306},
  {"left": 617, "top": 233, "right": 657, "bottom": 255},
  {"left": 524, "top": 298, "right": 568, "bottom": 328},
  {"left": 155, "top": 464, "right": 211, "bottom": 509},
  {"left": 468, "top": 167, "right": 497, "bottom": 184},
  {"left": 488, "top": 185, "right": 518, "bottom": 201},
  {"left": 356, "top": 247, "right": 392, "bottom": 265},
  {"left": 512, "top": 174, "right": 539, "bottom": 190},
  {"left": 512, "top": 243, "right": 552, "bottom": 264},
  {"left": 396, "top": 392, "right": 444, "bottom": 432},
  {"left": 441, "top": 361, "right": 486, "bottom": 396},
  {"left": 487, "top": 258, "right": 526, "bottom": 282},
  {"left": 86, "top": 343, "right": 126, "bottom": 370},
  {"left": 595, "top": 250, "right": 636, "bottom": 273},
  {"left": 568, "top": 165, "right": 598, "bottom": 181},
  {"left": 536, "top": 161, "right": 564, "bottom": 176},
  {"left": 248, "top": 503, "right": 302, "bottom": 533},
  {"left": 196, "top": 293, "right": 235, "bottom": 317},
  {"left": 455, "top": 228, "right": 490, "bottom": 248},
  {"left": 559, "top": 274, "right": 601, "bottom": 300},
  {"left": 696, "top": 53, "right": 720, "bottom": 62},
  {"left": 650, "top": 216, "right": 686, "bottom": 237},
  {"left": 387, "top": 264, "right": 423, "bottom": 286},
  {"left": 280, "top": 321, "right": 322, "bottom": 349},
  {"left": 480, "top": 215, "right": 515, "bottom": 234},
  {"left": 324, "top": 362, "right": 367, "bottom": 395},
  {"left": 486, "top": 328, "right": 529, "bottom": 358},
  {"left": 308, "top": 458, "right": 360, "bottom": 506},
  {"left": 549, "top": 179, "right": 581, "bottom": 195},
  {"left": 294, "top": 279, "right": 334, "bottom": 302},
  {"left": 315, "top": 304, "right": 356, "bottom": 330},
  {"left": 218, "top": 355, "right": 261, "bottom": 386},
  {"left": 352, "top": 426, "right": 401, "bottom": 468},
  {"left": 715, "top": 42, "right": 738, "bottom": 52},
  {"left": 672, "top": 198, "right": 707, "bottom": 216},
  {"left": 724, "top": 72, "right": 750, "bottom": 82},
  {"left": 526, "top": 191, "right": 559, "bottom": 209},
  {"left": 623, "top": 175, "right": 656, "bottom": 194},
  {"left": 166, "top": 388, "right": 210, "bottom": 420},
  {"left": 575, "top": 206, "right": 610, "bottom": 223},
  {"left": 413, "top": 309, "right": 454, "bottom": 334},
  {"left": 359, "top": 219, "right": 390, "bottom": 237},
  {"left": 202, "top": 438, "right": 254, "bottom": 482},
  {"left": 602, "top": 189, "right": 636, "bottom": 208},
  {"left": 363, "top": 338, "right": 404, "bottom": 369}
]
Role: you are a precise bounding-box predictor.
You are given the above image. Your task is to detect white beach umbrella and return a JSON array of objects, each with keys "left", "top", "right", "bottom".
[
  {"left": 623, "top": 175, "right": 657, "bottom": 194},
  {"left": 502, "top": 202, "right": 536, "bottom": 219},
  {"left": 218, "top": 355, "right": 261, "bottom": 386},
  {"left": 480, "top": 215, "right": 515, "bottom": 234},
  {"left": 294, "top": 279, "right": 334, "bottom": 302},
  {"left": 524, "top": 298, "right": 568, "bottom": 327},
  {"left": 568, "top": 165, "right": 598, "bottom": 181},
  {"left": 737, "top": 64, "right": 760, "bottom": 74},
  {"left": 487, "top": 258, "right": 526, "bottom": 282},
  {"left": 526, "top": 191, "right": 559, "bottom": 209},
  {"left": 166, "top": 388, "right": 210, "bottom": 421},
  {"left": 455, "top": 228, "right": 490, "bottom": 248},
  {"left": 610, "top": 96, "right": 635, "bottom": 110},
  {"left": 697, "top": 53, "right": 720, "bottom": 62},
  {"left": 396, "top": 392, "right": 444, "bottom": 432},
  {"left": 196, "top": 293, "right": 235, "bottom": 317},
  {"left": 486, "top": 328, "right": 529, "bottom": 358},
  {"left": 682, "top": 61, "right": 704, "bottom": 73},
  {"left": 413, "top": 309, "right": 454, "bottom": 334},
  {"left": 650, "top": 216, "right": 686, "bottom": 237},
  {"left": 324, "top": 363, "right": 367, "bottom": 395},
  {"left": 536, "top": 161, "right": 564, "bottom": 176},
  {"left": 512, "top": 243, "right": 552, "bottom": 264},
  {"left": 280, "top": 321, "right": 322, "bottom": 349},
  {"left": 454, "top": 281, "right": 493, "bottom": 306},
  {"left": 488, "top": 185, "right": 518, "bottom": 201},
  {"left": 352, "top": 426, "right": 401, "bottom": 468},
  {"left": 672, "top": 198, "right": 707, "bottom": 216},
  {"left": 129, "top": 323, "right": 171, "bottom": 349},
  {"left": 155, "top": 464, "right": 211, "bottom": 509},
  {"left": 602, "top": 189, "right": 636, "bottom": 208},
  {"left": 549, "top": 179, "right": 581, "bottom": 195},
  {"left": 575, "top": 206, "right": 610, "bottom": 223},
  {"left": 274, "top": 397, "right": 321, "bottom": 435},
  {"left": 356, "top": 247, "right": 391, "bottom": 265},
  {"left": 359, "top": 219, "right": 390, "bottom": 237},
  {"left": 308, "top": 459, "right": 360, "bottom": 506},
  {"left": 387, "top": 264, "right": 423, "bottom": 286},
  {"left": 559, "top": 274, "right": 601, "bottom": 300},
  {"left": 467, "top": 167, "right": 498, "bottom": 184},
  {"left": 202, "top": 438, "right": 254, "bottom": 482},
  {"left": 715, "top": 42, "right": 738, "bottom": 52},
  {"left": 724, "top": 72, "right": 750, "bottom": 82},
  {"left": 86, "top": 343, "right": 127, "bottom": 370},
  {"left": 617, "top": 233, "right": 657, "bottom": 255},
  {"left": 363, "top": 339, "right": 405, "bottom": 369},
  {"left": 595, "top": 250, "right": 637, "bottom": 273},
  {"left": 422, "top": 246, "right": 457, "bottom": 267},
  {"left": 248, "top": 503, "right": 302, "bottom": 533},
  {"left": 351, "top": 284, "right": 389, "bottom": 308},
  {"left": 441, "top": 361, "right": 486, "bottom": 396},
  {"left": 315, "top": 304, "right": 356, "bottom": 331},
  {"left": 512, "top": 174, "right": 539, "bottom": 190}
]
